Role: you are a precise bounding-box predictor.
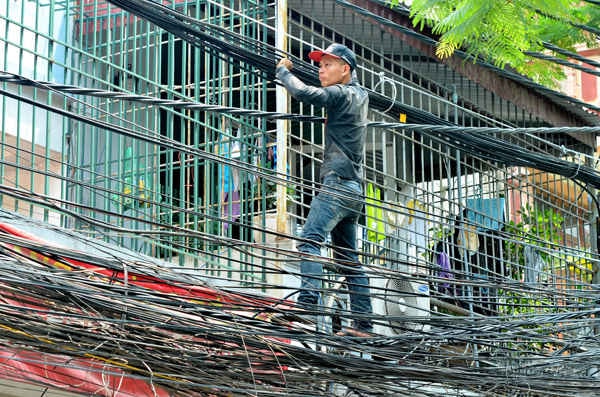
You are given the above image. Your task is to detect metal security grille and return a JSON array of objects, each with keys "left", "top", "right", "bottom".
[
  {"left": 285, "top": 1, "right": 597, "bottom": 319},
  {"left": 1, "top": 0, "right": 597, "bottom": 292},
  {"left": 1, "top": 1, "right": 600, "bottom": 394}
]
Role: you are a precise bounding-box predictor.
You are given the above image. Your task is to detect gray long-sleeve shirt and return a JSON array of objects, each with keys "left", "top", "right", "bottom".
[{"left": 276, "top": 66, "right": 368, "bottom": 182}]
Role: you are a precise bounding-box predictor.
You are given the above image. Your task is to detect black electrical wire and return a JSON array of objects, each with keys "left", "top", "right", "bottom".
[
  {"left": 542, "top": 42, "right": 600, "bottom": 69},
  {"left": 2, "top": 68, "right": 599, "bottom": 282},
  {"left": 525, "top": 5, "right": 600, "bottom": 37},
  {"left": 524, "top": 50, "right": 600, "bottom": 78},
  {"left": 0, "top": 68, "right": 593, "bottom": 278},
  {"left": 335, "top": 0, "right": 600, "bottom": 116},
  {"left": 2, "top": 2, "right": 600, "bottom": 394},
  {"left": 2, "top": 70, "right": 598, "bottom": 292},
  {"left": 1, "top": 237, "right": 600, "bottom": 396},
  {"left": 386, "top": 123, "right": 600, "bottom": 188},
  {"left": 103, "top": 0, "right": 454, "bottom": 126},
  {"left": 9, "top": 0, "right": 594, "bottom": 201},
  {"left": 3, "top": 71, "right": 598, "bottom": 191},
  {"left": 377, "top": 0, "right": 600, "bottom": 76},
  {"left": 0, "top": 71, "right": 324, "bottom": 123}
]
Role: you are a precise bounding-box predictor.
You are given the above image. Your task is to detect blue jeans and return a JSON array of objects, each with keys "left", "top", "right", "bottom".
[{"left": 297, "top": 174, "right": 373, "bottom": 332}]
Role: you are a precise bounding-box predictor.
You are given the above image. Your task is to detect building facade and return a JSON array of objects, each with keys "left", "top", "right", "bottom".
[{"left": 1, "top": 0, "right": 600, "bottom": 395}]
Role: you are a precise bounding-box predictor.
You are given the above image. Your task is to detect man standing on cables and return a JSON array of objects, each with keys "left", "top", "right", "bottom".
[{"left": 276, "top": 43, "right": 373, "bottom": 334}]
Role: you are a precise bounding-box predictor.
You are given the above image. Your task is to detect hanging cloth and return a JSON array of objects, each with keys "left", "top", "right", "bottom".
[
  {"left": 406, "top": 199, "right": 427, "bottom": 252},
  {"left": 457, "top": 223, "right": 479, "bottom": 257},
  {"left": 524, "top": 245, "right": 545, "bottom": 284},
  {"left": 466, "top": 198, "right": 505, "bottom": 231},
  {"left": 219, "top": 128, "right": 241, "bottom": 194},
  {"left": 436, "top": 249, "right": 453, "bottom": 295},
  {"left": 365, "top": 183, "right": 385, "bottom": 242}
]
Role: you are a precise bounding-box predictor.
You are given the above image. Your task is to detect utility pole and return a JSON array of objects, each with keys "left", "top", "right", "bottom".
[{"left": 275, "top": 0, "right": 289, "bottom": 235}]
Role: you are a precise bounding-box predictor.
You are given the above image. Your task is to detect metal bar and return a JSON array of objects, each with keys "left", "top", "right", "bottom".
[{"left": 275, "top": 0, "right": 289, "bottom": 236}]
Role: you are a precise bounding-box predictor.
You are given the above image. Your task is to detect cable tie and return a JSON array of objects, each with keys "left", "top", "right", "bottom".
[
  {"left": 560, "top": 145, "right": 567, "bottom": 156},
  {"left": 572, "top": 159, "right": 582, "bottom": 180}
]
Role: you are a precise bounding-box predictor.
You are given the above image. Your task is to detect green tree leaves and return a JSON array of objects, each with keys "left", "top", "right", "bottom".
[{"left": 397, "top": 0, "right": 600, "bottom": 87}]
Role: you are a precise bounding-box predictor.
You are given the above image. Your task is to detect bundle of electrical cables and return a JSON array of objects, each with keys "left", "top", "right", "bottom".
[
  {"left": 2, "top": 208, "right": 600, "bottom": 396},
  {"left": 105, "top": 0, "right": 453, "bottom": 125}
]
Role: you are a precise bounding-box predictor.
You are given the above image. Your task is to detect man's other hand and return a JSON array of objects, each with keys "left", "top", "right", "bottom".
[{"left": 277, "top": 58, "right": 293, "bottom": 70}]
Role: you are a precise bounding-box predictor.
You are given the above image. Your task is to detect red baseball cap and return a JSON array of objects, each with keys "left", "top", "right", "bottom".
[{"left": 308, "top": 43, "right": 357, "bottom": 71}]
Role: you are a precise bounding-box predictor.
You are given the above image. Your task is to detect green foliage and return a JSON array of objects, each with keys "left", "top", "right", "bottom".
[
  {"left": 262, "top": 180, "right": 297, "bottom": 211},
  {"left": 391, "top": 0, "right": 600, "bottom": 87},
  {"left": 499, "top": 205, "right": 597, "bottom": 354},
  {"left": 497, "top": 205, "right": 562, "bottom": 354},
  {"left": 519, "top": 59, "right": 565, "bottom": 89},
  {"left": 503, "top": 204, "right": 564, "bottom": 283}
]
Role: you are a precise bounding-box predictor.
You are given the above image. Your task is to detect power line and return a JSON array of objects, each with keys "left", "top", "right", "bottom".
[
  {"left": 3, "top": 71, "right": 598, "bottom": 191},
  {"left": 336, "top": 0, "right": 600, "bottom": 116},
  {"left": 103, "top": 0, "right": 454, "bottom": 125}
]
